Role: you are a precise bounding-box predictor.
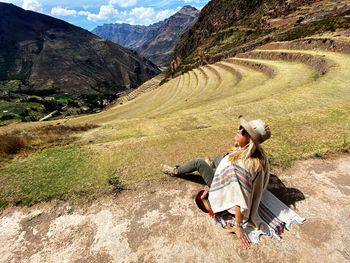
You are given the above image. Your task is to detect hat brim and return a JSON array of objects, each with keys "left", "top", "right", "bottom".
[
  {"left": 195, "top": 190, "right": 211, "bottom": 213},
  {"left": 239, "top": 115, "right": 261, "bottom": 149}
]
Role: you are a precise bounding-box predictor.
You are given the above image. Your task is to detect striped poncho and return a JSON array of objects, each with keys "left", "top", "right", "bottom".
[{"left": 208, "top": 154, "right": 269, "bottom": 227}]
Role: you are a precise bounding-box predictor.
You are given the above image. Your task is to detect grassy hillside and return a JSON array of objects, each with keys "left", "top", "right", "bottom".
[
  {"left": 0, "top": 33, "right": 349, "bottom": 208},
  {"left": 173, "top": 0, "right": 350, "bottom": 73}
]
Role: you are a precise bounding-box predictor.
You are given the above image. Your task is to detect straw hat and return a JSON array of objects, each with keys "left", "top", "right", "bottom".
[{"left": 238, "top": 115, "right": 271, "bottom": 147}]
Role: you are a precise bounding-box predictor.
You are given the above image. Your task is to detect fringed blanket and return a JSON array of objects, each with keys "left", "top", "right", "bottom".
[{"left": 212, "top": 190, "right": 305, "bottom": 243}]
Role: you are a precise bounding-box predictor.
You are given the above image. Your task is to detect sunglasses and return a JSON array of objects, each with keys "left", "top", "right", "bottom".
[{"left": 238, "top": 126, "right": 249, "bottom": 136}]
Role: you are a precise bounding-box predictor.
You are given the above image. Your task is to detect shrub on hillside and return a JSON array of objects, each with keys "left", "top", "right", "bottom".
[
  {"left": 0, "top": 133, "right": 27, "bottom": 156},
  {"left": 108, "top": 175, "right": 124, "bottom": 193},
  {"left": 40, "top": 124, "right": 98, "bottom": 133}
]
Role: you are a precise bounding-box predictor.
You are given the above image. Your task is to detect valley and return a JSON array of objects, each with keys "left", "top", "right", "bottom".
[
  {"left": 0, "top": 1, "right": 350, "bottom": 261},
  {"left": 1, "top": 33, "right": 349, "bottom": 207}
]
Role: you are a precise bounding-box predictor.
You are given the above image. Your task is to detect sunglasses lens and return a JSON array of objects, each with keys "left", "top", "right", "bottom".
[{"left": 237, "top": 126, "right": 248, "bottom": 136}]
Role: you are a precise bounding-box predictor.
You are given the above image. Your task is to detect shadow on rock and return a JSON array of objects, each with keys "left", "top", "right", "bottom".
[{"left": 267, "top": 174, "right": 305, "bottom": 209}]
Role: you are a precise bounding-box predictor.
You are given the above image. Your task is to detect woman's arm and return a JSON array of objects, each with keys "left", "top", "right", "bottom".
[
  {"left": 234, "top": 205, "right": 244, "bottom": 226},
  {"left": 226, "top": 205, "right": 251, "bottom": 248}
]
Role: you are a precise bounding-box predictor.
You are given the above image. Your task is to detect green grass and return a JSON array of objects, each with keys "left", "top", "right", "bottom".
[
  {"left": 0, "top": 146, "right": 113, "bottom": 207},
  {"left": 0, "top": 101, "right": 45, "bottom": 123},
  {"left": 1, "top": 45, "right": 350, "bottom": 209},
  {"left": 0, "top": 101, "right": 44, "bottom": 113},
  {"left": 85, "top": 103, "right": 350, "bottom": 183}
]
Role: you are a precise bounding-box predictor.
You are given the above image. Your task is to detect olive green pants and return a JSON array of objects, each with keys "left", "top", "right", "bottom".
[{"left": 176, "top": 156, "right": 223, "bottom": 186}]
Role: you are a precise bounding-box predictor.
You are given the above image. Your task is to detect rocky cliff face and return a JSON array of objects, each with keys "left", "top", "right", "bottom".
[
  {"left": 0, "top": 3, "right": 160, "bottom": 99},
  {"left": 92, "top": 6, "right": 200, "bottom": 67},
  {"left": 173, "top": 0, "right": 350, "bottom": 73}
]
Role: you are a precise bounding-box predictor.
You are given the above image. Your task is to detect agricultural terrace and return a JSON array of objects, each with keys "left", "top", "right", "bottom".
[{"left": 0, "top": 38, "right": 349, "bottom": 207}]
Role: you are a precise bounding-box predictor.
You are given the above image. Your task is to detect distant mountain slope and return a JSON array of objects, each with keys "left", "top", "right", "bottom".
[
  {"left": 0, "top": 3, "right": 160, "bottom": 98},
  {"left": 92, "top": 6, "right": 200, "bottom": 67},
  {"left": 172, "top": 0, "right": 350, "bottom": 73},
  {"left": 0, "top": 3, "right": 160, "bottom": 122}
]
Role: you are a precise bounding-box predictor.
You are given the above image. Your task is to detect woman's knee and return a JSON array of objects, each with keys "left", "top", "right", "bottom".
[{"left": 193, "top": 158, "right": 208, "bottom": 169}]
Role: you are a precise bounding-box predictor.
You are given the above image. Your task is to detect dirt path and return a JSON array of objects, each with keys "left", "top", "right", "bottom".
[{"left": 1, "top": 155, "right": 349, "bottom": 263}]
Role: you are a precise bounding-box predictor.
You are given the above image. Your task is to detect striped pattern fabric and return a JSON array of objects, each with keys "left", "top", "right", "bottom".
[
  {"left": 212, "top": 210, "right": 235, "bottom": 228},
  {"left": 211, "top": 190, "right": 305, "bottom": 242},
  {"left": 210, "top": 164, "right": 253, "bottom": 193},
  {"left": 258, "top": 202, "right": 285, "bottom": 236}
]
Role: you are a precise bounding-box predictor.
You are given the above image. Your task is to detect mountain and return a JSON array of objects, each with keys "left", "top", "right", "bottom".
[
  {"left": 172, "top": 0, "right": 350, "bottom": 73},
  {"left": 0, "top": 3, "right": 160, "bottom": 122},
  {"left": 92, "top": 6, "right": 200, "bottom": 67}
]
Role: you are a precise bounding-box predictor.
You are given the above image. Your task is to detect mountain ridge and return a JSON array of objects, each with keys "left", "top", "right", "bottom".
[
  {"left": 0, "top": 3, "right": 160, "bottom": 122},
  {"left": 92, "top": 6, "right": 200, "bottom": 67}
]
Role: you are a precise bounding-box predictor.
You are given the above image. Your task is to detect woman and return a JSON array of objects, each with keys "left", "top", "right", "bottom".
[{"left": 161, "top": 115, "right": 271, "bottom": 248}]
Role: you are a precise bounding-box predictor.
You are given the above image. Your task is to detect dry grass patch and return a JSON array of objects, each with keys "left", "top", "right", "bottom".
[
  {"left": 0, "top": 124, "right": 99, "bottom": 164},
  {"left": 0, "top": 134, "right": 27, "bottom": 156}
]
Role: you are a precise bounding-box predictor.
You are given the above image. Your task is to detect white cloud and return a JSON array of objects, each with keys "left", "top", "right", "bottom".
[
  {"left": 47, "top": 1, "right": 182, "bottom": 27},
  {"left": 22, "top": 0, "right": 42, "bottom": 12},
  {"left": 109, "top": 0, "right": 137, "bottom": 8},
  {"left": 130, "top": 6, "right": 155, "bottom": 21},
  {"left": 78, "top": 10, "right": 90, "bottom": 16},
  {"left": 51, "top": 6, "right": 77, "bottom": 16},
  {"left": 155, "top": 8, "right": 179, "bottom": 21},
  {"left": 51, "top": 4, "right": 119, "bottom": 22},
  {"left": 87, "top": 5, "right": 118, "bottom": 22},
  {"left": 51, "top": 6, "right": 90, "bottom": 17},
  {"left": 126, "top": 18, "right": 136, "bottom": 25},
  {"left": 128, "top": 6, "right": 179, "bottom": 25},
  {"left": 1, "top": 0, "right": 21, "bottom": 3}
]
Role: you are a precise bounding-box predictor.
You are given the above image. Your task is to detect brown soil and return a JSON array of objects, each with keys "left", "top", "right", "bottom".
[
  {"left": 260, "top": 36, "right": 350, "bottom": 54},
  {"left": 1, "top": 155, "right": 349, "bottom": 262},
  {"left": 237, "top": 50, "right": 332, "bottom": 76}
]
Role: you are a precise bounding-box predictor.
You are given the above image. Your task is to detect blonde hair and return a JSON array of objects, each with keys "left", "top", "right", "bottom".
[{"left": 229, "top": 139, "right": 269, "bottom": 176}]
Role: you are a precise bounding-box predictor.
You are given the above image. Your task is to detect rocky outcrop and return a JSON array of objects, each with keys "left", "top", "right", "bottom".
[{"left": 0, "top": 156, "right": 349, "bottom": 261}]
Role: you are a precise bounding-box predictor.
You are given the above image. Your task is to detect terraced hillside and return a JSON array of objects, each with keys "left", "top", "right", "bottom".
[
  {"left": 0, "top": 33, "right": 350, "bottom": 206},
  {"left": 172, "top": 0, "right": 350, "bottom": 73}
]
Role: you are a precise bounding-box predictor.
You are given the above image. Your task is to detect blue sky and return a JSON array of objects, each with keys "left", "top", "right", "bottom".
[{"left": 3, "top": 0, "right": 210, "bottom": 30}]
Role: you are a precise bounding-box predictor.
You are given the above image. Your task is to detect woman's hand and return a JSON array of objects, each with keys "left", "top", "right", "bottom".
[
  {"left": 234, "top": 226, "right": 251, "bottom": 248},
  {"left": 226, "top": 226, "right": 251, "bottom": 248}
]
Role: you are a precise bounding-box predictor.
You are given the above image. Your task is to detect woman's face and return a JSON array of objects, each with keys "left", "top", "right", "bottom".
[{"left": 235, "top": 126, "right": 250, "bottom": 148}]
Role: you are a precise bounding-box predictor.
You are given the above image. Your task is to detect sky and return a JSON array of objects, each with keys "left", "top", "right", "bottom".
[{"left": 2, "top": 0, "right": 210, "bottom": 30}]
